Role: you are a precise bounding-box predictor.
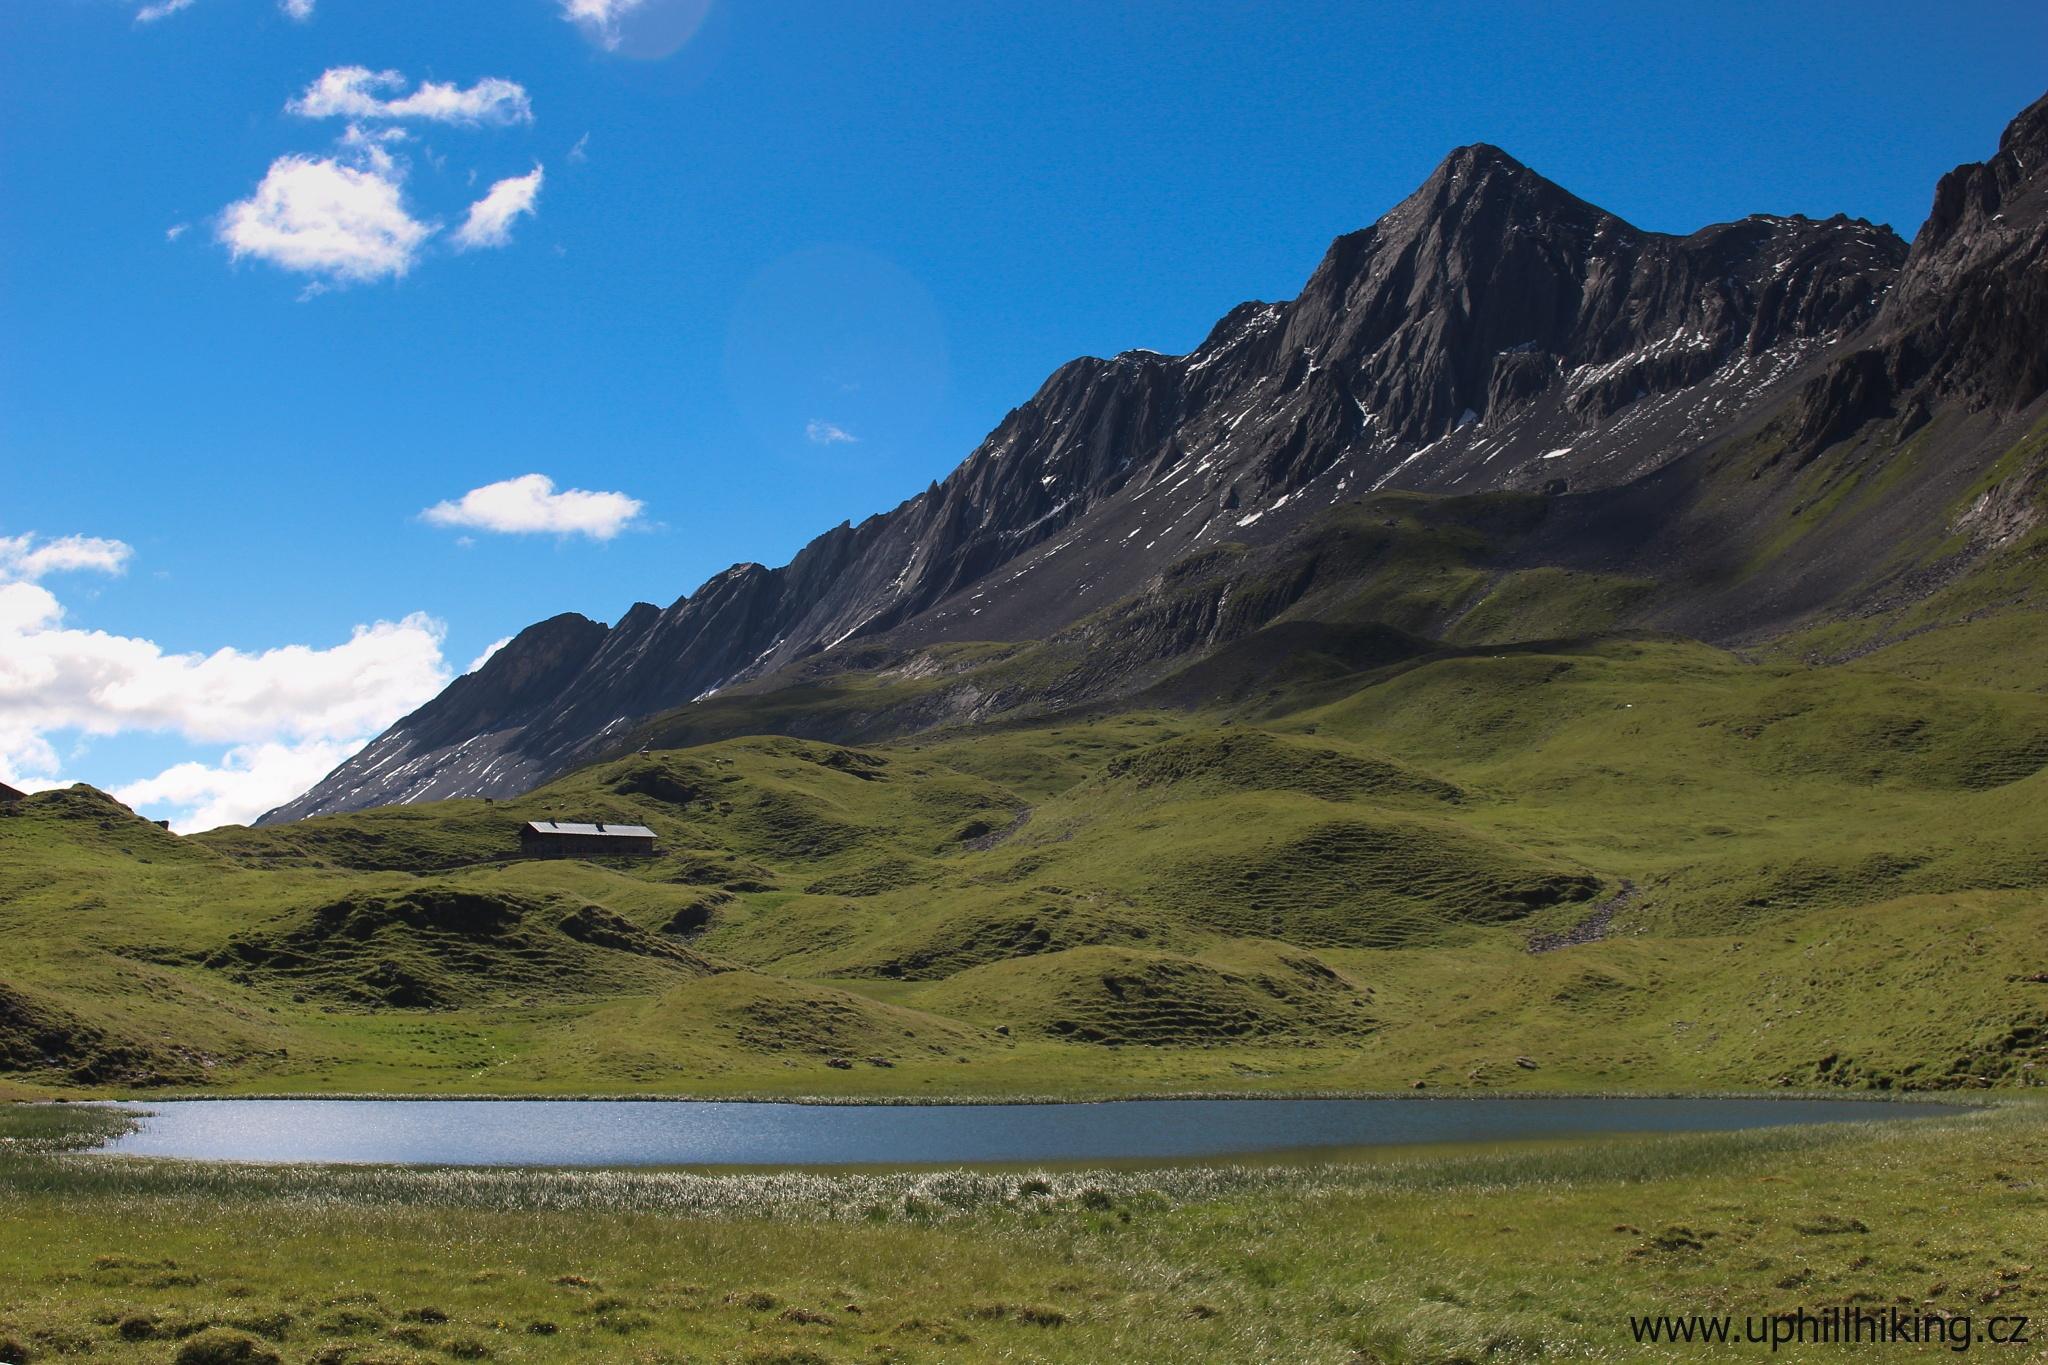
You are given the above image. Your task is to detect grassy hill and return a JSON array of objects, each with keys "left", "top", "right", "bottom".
[{"left": 6, "top": 486, "right": 2048, "bottom": 1100}]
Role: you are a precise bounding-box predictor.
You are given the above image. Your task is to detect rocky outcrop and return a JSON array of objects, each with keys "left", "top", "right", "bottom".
[{"left": 1785, "top": 90, "right": 2048, "bottom": 457}]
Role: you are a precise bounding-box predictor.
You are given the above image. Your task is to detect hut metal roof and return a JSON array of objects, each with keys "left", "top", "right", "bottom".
[{"left": 523, "top": 820, "right": 656, "bottom": 839}]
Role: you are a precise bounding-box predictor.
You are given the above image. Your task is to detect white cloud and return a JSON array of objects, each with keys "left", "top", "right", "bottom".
[
  {"left": 0, "top": 585, "right": 449, "bottom": 748},
  {"left": 453, "top": 166, "right": 544, "bottom": 250},
  {"left": 116, "top": 737, "right": 364, "bottom": 833},
  {"left": 423, "top": 474, "right": 643, "bottom": 540},
  {"left": 217, "top": 151, "right": 433, "bottom": 286},
  {"left": 560, "top": 0, "right": 647, "bottom": 48},
  {"left": 567, "top": 132, "right": 591, "bottom": 164},
  {"left": 289, "top": 67, "right": 534, "bottom": 126},
  {"left": 0, "top": 559, "right": 453, "bottom": 829},
  {"left": 166, "top": 223, "right": 189, "bottom": 242},
  {"left": 0, "top": 730, "right": 65, "bottom": 795},
  {"left": 335, "top": 122, "right": 410, "bottom": 168},
  {"left": 0, "top": 583, "right": 62, "bottom": 636},
  {"left": 220, "top": 68, "right": 548, "bottom": 290},
  {"left": 132, "top": 0, "right": 314, "bottom": 31},
  {"left": 0, "top": 533, "right": 134, "bottom": 584},
  {"left": 466, "top": 637, "right": 513, "bottom": 674},
  {"left": 805, "top": 420, "right": 859, "bottom": 446},
  {"left": 134, "top": 0, "right": 197, "bottom": 23}
]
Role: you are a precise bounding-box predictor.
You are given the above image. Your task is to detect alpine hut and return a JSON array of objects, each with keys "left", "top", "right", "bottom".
[{"left": 519, "top": 819, "right": 657, "bottom": 859}]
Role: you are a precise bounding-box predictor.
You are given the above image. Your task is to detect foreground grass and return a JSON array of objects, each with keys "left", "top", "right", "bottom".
[{"left": 3, "top": 1100, "right": 2043, "bottom": 1363}]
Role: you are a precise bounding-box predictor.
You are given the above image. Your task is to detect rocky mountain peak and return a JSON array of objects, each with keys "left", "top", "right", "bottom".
[
  {"left": 1902, "top": 89, "right": 2047, "bottom": 281},
  {"left": 267, "top": 96, "right": 2048, "bottom": 825},
  {"left": 1996, "top": 88, "right": 2048, "bottom": 170},
  {"left": 1275, "top": 140, "right": 1899, "bottom": 461}
]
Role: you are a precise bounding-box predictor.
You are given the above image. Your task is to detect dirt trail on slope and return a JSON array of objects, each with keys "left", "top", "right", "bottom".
[{"left": 1526, "top": 879, "right": 1638, "bottom": 953}]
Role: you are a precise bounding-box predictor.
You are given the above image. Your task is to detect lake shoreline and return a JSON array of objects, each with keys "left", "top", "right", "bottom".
[
  {"left": 76, "top": 1085, "right": 2002, "bottom": 1106},
  {"left": 7, "top": 1099, "right": 2035, "bottom": 1362},
  {"left": 84, "top": 1092, "right": 1983, "bottom": 1170}
]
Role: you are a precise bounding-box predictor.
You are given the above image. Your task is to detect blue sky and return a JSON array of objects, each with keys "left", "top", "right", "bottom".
[{"left": 3, "top": 0, "right": 2044, "bottom": 828}]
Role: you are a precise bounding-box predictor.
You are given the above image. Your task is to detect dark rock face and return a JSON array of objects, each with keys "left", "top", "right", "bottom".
[
  {"left": 1785, "top": 91, "right": 2048, "bottom": 456},
  {"left": 275, "top": 105, "right": 2048, "bottom": 823},
  {"left": 1272, "top": 144, "right": 1900, "bottom": 466}
]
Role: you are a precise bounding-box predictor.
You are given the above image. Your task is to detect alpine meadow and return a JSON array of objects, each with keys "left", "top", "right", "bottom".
[{"left": 4, "top": 7, "right": 2048, "bottom": 1363}]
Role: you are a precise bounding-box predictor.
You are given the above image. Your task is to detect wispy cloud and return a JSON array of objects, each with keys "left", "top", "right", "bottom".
[
  {"left": 134, "top": 0, "right": 197, "bottom": 23},
  {"left": 288, "top": 67, "right": 534, "bottom": 127},
  {"left": 422, "top": 474, "right": 644, "bottom": 540},
  {"left": 559, "top": 0, "right": 647, "bottom": 48},
  {"left": 0, "top": 533, "right": 134, "bottom": 584},
  {"left": 134, "top": 0, "right": 313, "bottom": 22},
  {"left": 805, "top": 420, "right": 859, "bottom": 446},
  {"left": 453, "top": 166, "right": 544, "bottom": 251}
]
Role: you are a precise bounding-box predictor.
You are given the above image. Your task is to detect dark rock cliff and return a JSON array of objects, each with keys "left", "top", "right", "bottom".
[{"left": 1788, "top": 91, "right": 2048, "bottom": 454}]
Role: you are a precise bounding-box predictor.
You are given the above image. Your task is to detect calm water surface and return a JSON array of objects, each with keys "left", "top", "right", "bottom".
[{"left": 95, "top": 1096, "right": 1963, "bottom": 1168}]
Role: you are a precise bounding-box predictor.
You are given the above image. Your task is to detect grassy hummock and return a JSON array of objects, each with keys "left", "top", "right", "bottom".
[{"left": 6, "top": 629, "right": 2048, "bottom": 1099}]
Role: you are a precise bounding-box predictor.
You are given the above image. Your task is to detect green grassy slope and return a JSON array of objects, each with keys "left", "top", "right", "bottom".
[{"left": 5, "top": 527, "right": 2047, "bottom": 1097}]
